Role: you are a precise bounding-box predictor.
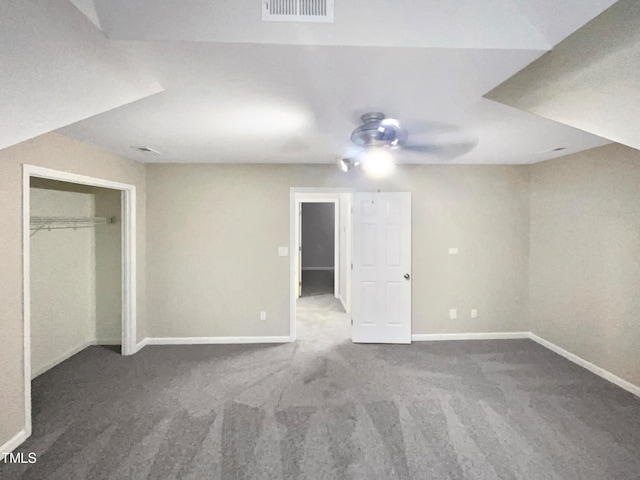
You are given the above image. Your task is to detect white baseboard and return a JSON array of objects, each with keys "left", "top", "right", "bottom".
[
  {"left": 339, "top": 295, "right": 347, "bottom": 312},
  {"left": 134, "top": 337, "right": 149, "bottom": 353},
  {"left": 31, "top": 341, "right": 93, "bottom": 379},
  {"left": 528, "top": 333, "right": 640, "bottom": 398},
  {"left": 144, "top": 336, "right": 292, "bottom": 346},
  {"left": 31, "top": 339, "right": 123, "bottom": 379},
  {"left": 0, "top": 430, "right": 29, "bottom": 455},
  {"left": 412, "top": 332, "right": 530, "bottom": 342}
]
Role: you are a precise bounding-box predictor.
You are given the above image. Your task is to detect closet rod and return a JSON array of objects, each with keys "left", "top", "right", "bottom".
[{"left": 29, "top": 216, "right": 117, "bottom": 235}]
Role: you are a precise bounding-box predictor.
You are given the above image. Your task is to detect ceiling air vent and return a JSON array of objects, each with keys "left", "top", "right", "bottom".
[{"left": 262, "top": 0, "right": 334, "bottom": 23}]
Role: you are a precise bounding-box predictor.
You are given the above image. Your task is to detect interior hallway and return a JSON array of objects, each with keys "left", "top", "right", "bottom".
[{"left": 296, "top": 293, "right": 350, "bottom": 346}]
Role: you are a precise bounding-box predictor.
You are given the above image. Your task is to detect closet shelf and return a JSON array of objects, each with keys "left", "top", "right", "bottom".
[{"left": 30, "top": 216, "right": 117, "bottom": 235}]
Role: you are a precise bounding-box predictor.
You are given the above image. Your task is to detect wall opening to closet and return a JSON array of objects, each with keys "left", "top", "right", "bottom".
[
  {"left": 29, "top": 178, "right": 122, "bottom": 376},
  {"left": 22, "top": 165, "right": 137, "bottom": 439}
]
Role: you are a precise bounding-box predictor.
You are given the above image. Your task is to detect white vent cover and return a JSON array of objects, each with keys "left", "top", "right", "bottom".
[{"left": 262, "top": 0, "right": 334, "bottom": 23}]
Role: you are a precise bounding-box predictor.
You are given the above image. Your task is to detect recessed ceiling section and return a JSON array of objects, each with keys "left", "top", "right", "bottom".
[
  {"left": 486, "top": 0, "right": 640, "bottom": 152},
  {"left": 91, "top": 0, "right": 615, "bottom": 49},
  {"left": 59, "top": 42, "right": 609, "bottom": 164}
]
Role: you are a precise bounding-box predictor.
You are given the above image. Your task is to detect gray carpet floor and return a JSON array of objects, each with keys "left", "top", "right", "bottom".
[{"left": 2, "top": 296, "right": 640, "bottom": 479}]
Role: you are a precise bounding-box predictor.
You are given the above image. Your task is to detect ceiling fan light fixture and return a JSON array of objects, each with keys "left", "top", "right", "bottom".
[
  {"left": 339, "top": 158, "right": 351, "bottom": 172},
  {"left": 361, "top": 149, "right": 395, "bottom": 178}
]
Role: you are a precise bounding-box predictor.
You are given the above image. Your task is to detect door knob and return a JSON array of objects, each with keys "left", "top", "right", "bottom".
[{"left": 404, "top": 273, "right": 410, "bottom": 280}]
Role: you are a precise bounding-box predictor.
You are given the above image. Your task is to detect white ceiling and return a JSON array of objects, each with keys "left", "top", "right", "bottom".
[{"left": 3, "top": 0, "right": 620, "bottom": 164}]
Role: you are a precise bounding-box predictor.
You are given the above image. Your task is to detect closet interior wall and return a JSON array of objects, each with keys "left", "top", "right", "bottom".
[{"left": 29, "top": 179, "right": 121, "bottom": 378}]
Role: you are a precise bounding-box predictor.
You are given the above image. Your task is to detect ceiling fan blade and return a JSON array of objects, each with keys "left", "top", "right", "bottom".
[
  {"left": 402, "top": 144, "right": 440, "bottom": 154},
  {"left": 402, "top": 138, "right": 478, "bottom": 160},
  {"left": 404, "top": 120, "right": 473, "bottom": 137}
]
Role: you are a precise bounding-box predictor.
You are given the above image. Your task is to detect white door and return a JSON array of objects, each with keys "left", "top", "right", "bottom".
[{"left": 352, "top": 192, "right": 411, "bottom": 344}]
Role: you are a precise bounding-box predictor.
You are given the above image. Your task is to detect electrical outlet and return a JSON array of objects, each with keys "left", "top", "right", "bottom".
[
  {"left": 471, "top": 309, "right": 478, "bottom": 319},
  {"left": 278, "top": 247, "right": 288, "bottom": 256},
  {"left": 260, "top": 311, "right": 267, "bottom": 321},
  {"left": 449, "top": 309, "right": 457, "bottom": 320},
  {"left": 448, "top": 247, "right": 459, "bottom": 255}
]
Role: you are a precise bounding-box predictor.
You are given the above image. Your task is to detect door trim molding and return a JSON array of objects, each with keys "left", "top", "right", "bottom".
[
  {"left": 22, "top": 164, "right": 137, "bottom": 445},
  {"left": 289, "top": 188, "right": 354, "bottom": 341}
]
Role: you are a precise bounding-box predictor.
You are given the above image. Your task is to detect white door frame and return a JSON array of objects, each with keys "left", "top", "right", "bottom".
[
  {"left": 22, "top": 165, "right": 137, "bottom": 437},
  {"left": 289, "top": 188, "right": 354, "bottom": 341}
]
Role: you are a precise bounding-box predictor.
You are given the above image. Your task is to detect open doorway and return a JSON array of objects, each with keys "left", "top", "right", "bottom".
[
  {"left": 290, "top": 189, "right": 353, "bottom": 344},
  {"left": 22, "top": 165, "right": 136, "bottom": 439},
  {"left": 300, "top": 202, "right": 337, "bottom": 297}
]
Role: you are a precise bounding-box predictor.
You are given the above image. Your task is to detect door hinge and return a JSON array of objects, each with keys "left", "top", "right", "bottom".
[
  {"left": 351, "top": 263, "right": 353, "bottom": 270},
  {"left": 351, "top": 317, "right": 353, "bottom": 326}
]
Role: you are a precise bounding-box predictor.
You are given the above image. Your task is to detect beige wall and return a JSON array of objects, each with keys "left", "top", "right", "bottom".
[
  {"left": 0, "top": 132, "right": 146, "bottom": 450},
  {"left": 30, "top": 188, "right": 96, "bottom": 377},
  {"left": 146, "top": 164, "right": 530, "bottom": 338},
  {"left": 529, "top": 143, "right": 640, "bottom": 387}
]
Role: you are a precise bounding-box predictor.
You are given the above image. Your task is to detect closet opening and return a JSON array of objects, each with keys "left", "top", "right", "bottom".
[
  {"left": 30, "top": 178, "right": 123, "bottom": 372},
  {"left": 22, "top": 165, "right": 136, "bottom": 438}
]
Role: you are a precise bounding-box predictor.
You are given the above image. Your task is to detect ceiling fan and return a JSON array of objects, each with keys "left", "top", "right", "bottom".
[{"left": 339, "top": 112, "right": 477, "bottom": 176}]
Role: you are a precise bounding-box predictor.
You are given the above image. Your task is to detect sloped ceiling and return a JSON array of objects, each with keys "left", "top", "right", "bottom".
[
  {"left": 0, "top": 0, "right": 163, "bottom": 151},
  {"left": 486, "top": 0, "right": 640, "bottom": 151}
]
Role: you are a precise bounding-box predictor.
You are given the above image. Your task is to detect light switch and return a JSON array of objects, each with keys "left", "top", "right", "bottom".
[
  {"left": 278, "top": 247, "right": 289, "bottom": 256},
  {"left": 260, "top": 311, "right": 267, "bottom": 320},
  {"left": 449, "top": 309, "right": 457, "bottom": 320},
  {"left": 448, "top": 248, "right": 459, "bottom": 255},
  {"left": 471, "top": 309, "right": 478, "bottom": 319}
]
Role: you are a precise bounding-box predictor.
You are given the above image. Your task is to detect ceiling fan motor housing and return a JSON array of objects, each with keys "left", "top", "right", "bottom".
[{"left": 350, "top": 112, "right": 401, "bottom": 147}]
